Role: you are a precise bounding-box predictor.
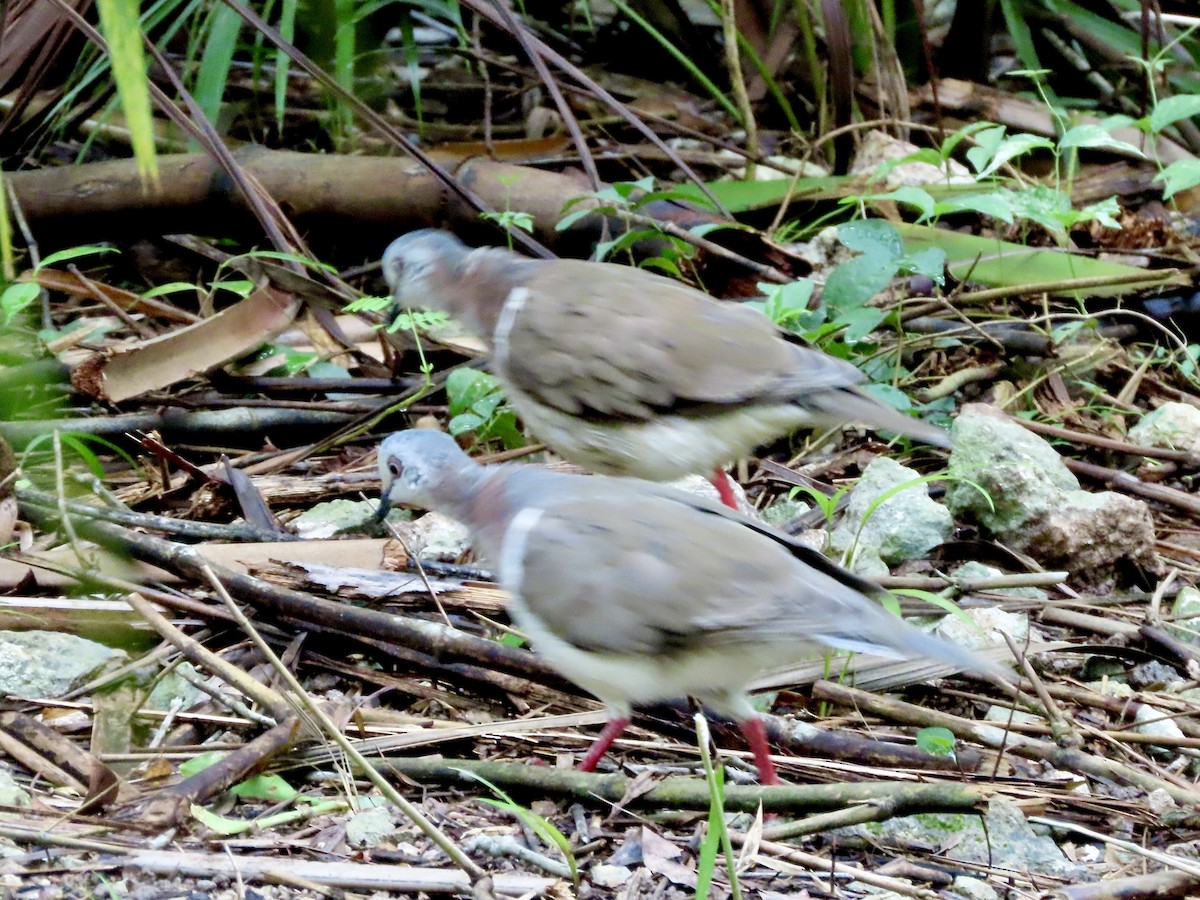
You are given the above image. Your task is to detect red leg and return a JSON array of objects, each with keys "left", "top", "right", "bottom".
[
  {"left": 710, "top": 467, "right": 740, "bottom": 510},
  {"left": 738, "top": 717, "right": 781, "bottom": 785},
  {"left": 578, "top": 717, "right": 630, "bottom": 772}
]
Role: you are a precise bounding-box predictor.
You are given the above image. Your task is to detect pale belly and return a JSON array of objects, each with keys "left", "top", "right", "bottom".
[
  {"left": 510, "top": 599, "right": 805, "bottom": 719},
  {"left": 507, "top": 386, "right": 809, "bottom": 481}
]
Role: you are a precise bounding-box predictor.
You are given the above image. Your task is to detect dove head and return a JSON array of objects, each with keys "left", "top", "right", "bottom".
[
  {"left": 382, "top": 229, "right": 471, "bottom": 311},
  {"left": 376, "top": 428, "right": 483, "bottom": 521}
]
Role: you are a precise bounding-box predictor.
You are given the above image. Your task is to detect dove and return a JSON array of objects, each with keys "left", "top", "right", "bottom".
[
  {"left": 381, "top": 229, "right": 950, "bottom": 510},
  {"left": 376, "top": 429, "right": 996, "bottom": 783}
]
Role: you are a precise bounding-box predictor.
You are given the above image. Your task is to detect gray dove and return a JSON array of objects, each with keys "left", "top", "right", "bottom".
[
  {"left": 381, "top": 229, "right": 950, "bottom": 510},
  {"left": 376, "top": 428, "right": 996, "bottom": 783}
]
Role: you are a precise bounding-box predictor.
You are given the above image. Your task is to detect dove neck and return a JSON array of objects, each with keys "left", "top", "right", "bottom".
[{"left": 453, "top": 249, "right": 535, "bottom": 335}]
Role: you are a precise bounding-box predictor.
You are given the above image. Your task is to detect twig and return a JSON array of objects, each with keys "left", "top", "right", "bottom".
[
  {"left": 362, "top": 755, "right": 988, "bottom": 815},
  {"left": 811, "top": 680, "right": 1200, "bottom": 806},
  {"left": 1066, "top": 457, "right": 1200, "bottom": 516},
  {"left": 1045, "top": 869, "right": 1200, "bottom": 900},
  {"left": 729, "top": 836, "right": 939, "bottom": 899},
  {"left": 197, "top": 560, "right": 484, "bottom": 880},
  {"left": 1014, "top": 417, "right": 1195, "bottom": 463}
]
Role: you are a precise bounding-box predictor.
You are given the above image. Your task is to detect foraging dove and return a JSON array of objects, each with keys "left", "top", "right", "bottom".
[
  {"left": 381, "top": 229, "right": 950, "bottom": 509},
  {"left": 376, "top": 429, "right": 996, "bottom": 783}
]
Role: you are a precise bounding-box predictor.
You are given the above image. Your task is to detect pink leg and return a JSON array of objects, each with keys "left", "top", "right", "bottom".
[
  {"left": 578, "top": 717, "right": 630, "bottom": 772},
  {"left": 710, "top": 467, "right": 740, "bottom": 511},
  {"left": 738, "top": 717, "right": 781, "bottom": 785}
]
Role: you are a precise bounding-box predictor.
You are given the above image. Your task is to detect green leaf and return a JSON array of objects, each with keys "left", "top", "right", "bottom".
[
  {"left": 38, "top": 245, "right": 119, "bottom": 270},
  {"left": 857, "top": 186, "right": 936, "bottom": 219},
  {"left": 0, "top": 283, "right": 41, "bottom": 324},
  {"left": 822, "top": 253, "right": 898, "bottom": 313},
  {"left": 191, "top": 803, "right": 252, "bottom": 835},
  {"left": 900, "top": 247, "right": 947, "bottom": 284},
  {"left": 448, "top": 412, "right": 486, "bottom": 435},
  {"left": 1149, "top": 94, "right": 1200, "bottom": 134},
  {"left": 1156, "top": 159, "right": 1200, "bottom": 200},
  {"left": 860, "top": 382, "right": 913, "bottom": 412},
  {"left": 833, "top": 305, "right": 887, "bottom": 343},
  {"left": 916, "top": 726, "right": 957, "bottom": 760},
  {"left": 964, "top": 124, "right": 1007, "bottom": 173},
  {"left": 179, "top": 751, "right": 226, "bottom": 778},
  {"left": 934, "top": 191, "right": 1017, "bottom": 223},
  {"left": 1057, "top": 123, "right": 1145, "bottom": 157},
  {"left": 837, "top": 219, "right": 903, "bottom": 258},
  {"left": 193, "top": 3, "right": 242, "bottom": 149},
  {"left": 695, "top": 762, "right": 724, "bottom": 898},
  {"left": 446, "top": 368, "right": 494, "bottom": 409},
  {"left": 95, "top": 0, "right": 157, "bottom": 183},
  {"left": 212, "top": 279, "right": 256, "bottom": 299},
  {"left": 229, "top": 773, "right": 297, "bottom": 802},
  {"left": 968, "top": 127, "right": 1055, "bottom": 177},
  {"left": 896, "top": 222, "right": 1184, "bottom": 297}
]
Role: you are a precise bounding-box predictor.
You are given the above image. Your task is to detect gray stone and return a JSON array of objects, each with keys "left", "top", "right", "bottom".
[
  {"left": 589, "top": 864, "right": 633, "bottom": 888},
  {"left": 951, "top": 876, "right": 999, "bottom": 900},
  {"left": 389, "top": 511, "right": 472, "bottom": 562},
  {"left": 345, "top": 804, "right": 397, "bottom": 848},
  {"left": 945, "top": 406, "right": 1078, "bottom": 534},
  {"left": 292, "top": 499, "right": 399, "bottom": 539},
  {"left": 1129, "top": 402, "right": 1200, "bottom": 459},
  {"left": 0, "top": 768, "right": 29, "bottom": 808},
  {"left": 945, "top": 405, "right": 1159, "bottom": 585},
  {"left": 146, "top": 662, "right": 203, "bottom": 713},
  {"left": 935, "top": 607, "right": 1034, "bottom": 651},
  {"left": 1169, "top": 586, "right": 1200, "bottom": 646},
  {"left": 843, "top": 797, "right": 1089, "bottom": 880},
  {"left": 830, "top": 457, "right": 953, "bottom": 567},
  {"left": 761, "top": 498, "right": 811, "bottom": 527},
  {"left": 0, "top": 631, "right": 125, "bottom": 698}
]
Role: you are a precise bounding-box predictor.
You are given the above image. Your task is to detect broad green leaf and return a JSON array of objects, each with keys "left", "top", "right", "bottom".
[
  {"left": 179, "top": 751, "right": 226, "bottom": 778},
  {"left": 973, "top": 132, "right": 1055, "bottom": 177},
  {"left": 1057, "top": 123, "right": 1145, "bottom": 157},
  {"left": 1149, "top": 94, "right": 1200, "bottom": 135},
  {"left": 230, "top": 773, "right": 297, "bottom": 801},
  {"left": 834, "top": 305, "right": 887, "bottom": 343},
  {"left": 1156, "top": 159, "right": 1200, "bottom": 200},
  {"left": 964, "top": 124, "right": 1008, "bottom": 174},
  {"left": 934, "top": 191, "right": 1017, "bottom": 223},
  {"left": 906, "top": 225, "right": 1138, "bottom": 291},
  {"left": 916, "top": 726, "right": 957, "bottom": 760},
  {"left": 822, "top": 253, "right": 898, "bottom": 313},
  {"left": 858, "top": 186, "right": 936, "bottom": 219},
  {"left": 837, "top": 219, "right": 903, "bottom": 258},
  {"left": 448, "top": 412, "right": 486, "bottom": 435},
  {"left": 901, "top": 247, "right": 947, "bottom": 284},
  {"left": 0, "top": 283, "right": 41, "bottom": 323},
  {"left": 861, "top": 382, "right": 914, "bottom": 412}
]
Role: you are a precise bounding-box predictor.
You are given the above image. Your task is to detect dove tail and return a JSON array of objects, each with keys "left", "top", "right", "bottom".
[
  {"left": 816, "top": 611, "right": 1006, "bottom": 679},
  {"left": 803, "top": 388, "right": 952, "bottom": 449}
]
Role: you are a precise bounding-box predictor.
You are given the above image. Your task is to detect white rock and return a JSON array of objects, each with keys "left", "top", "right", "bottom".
[
  {"left": 389, "top": 511, "right": 472, "bottom": 561},
  {"left": 935, "top": 608, "right": 1038, "bottom": 650},
  {"left": 1129, "top": 402, "right": 1200, "bottom": 459}
]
